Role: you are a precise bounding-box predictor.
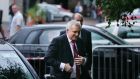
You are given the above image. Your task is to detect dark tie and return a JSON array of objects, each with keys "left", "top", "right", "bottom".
[{"left": 72, "top": 41, "right": 80, "bottom": 79}]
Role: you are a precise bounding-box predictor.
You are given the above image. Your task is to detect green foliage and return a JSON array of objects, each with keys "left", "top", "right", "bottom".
[
  {"left": 27, "top": 3, "right": 46, "bottom": 23},
  {"left": 100, "top": 0, "right": 140, "bottom": 21},
  {"left": 0, "top": 63, "right": 28, "bottom": 79},
  {"left": 27, "top": 4, "right": 38, "bottom": 20}
]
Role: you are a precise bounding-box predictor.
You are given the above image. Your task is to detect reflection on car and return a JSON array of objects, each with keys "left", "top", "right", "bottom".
[
  {"left": 0, "top": 40, "right": 40, "bottom": 79},
  {"left": 96, "top": 20, "right": 140, "bottom": 44},
  {"left": 38, "top": 2, "right": 73, "bottom": 22},
  {"left": 8, "top": 24, "right": 129, "bottom": 79}
]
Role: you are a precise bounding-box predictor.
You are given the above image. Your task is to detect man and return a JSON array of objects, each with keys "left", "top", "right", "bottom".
[
  {"left": 45, "top": 20, "right": 91, "bottom": 79},
  {"left": 10, "top": 4, "right": 24, "bottom": 37},
  {"left": 60, "top": 13, "right": 92, "bottom": 71}
]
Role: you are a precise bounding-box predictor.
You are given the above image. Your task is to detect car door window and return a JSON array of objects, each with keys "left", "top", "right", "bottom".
[
  {"left": 25, "top": 30, "right": 41, "bottom": 44},
  {"left": 39, "top": 29, "right": 63, "bottom": 44},
  {"left": 0, "top": 51, "right": 34, "bottom": 79},
  {"left": 47, "top": 6, "right": 59, "bottom": 15}
]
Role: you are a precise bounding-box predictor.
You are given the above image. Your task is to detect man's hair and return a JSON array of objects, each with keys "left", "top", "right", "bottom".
[
  {"left": 73, "top": 13, "right": 83, "bottom": 19},
  {"left": 66, "top": 20, "right": 81, "bottom": 30},
  {"left": 73, "top": 13, "right": 83, "bottom": 25}
]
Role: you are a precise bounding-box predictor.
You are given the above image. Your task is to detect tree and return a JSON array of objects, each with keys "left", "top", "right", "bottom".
[
  {"left": 98, "top": 0, "right": 140, "bottom": 23},
  {"left": 26, "top": 3, "right": 46, "bottom": 26}
]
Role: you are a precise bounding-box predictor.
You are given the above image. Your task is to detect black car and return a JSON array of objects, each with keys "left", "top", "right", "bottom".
[
  {"left": 8, "top": 24, "right": 129, "bottom": 79},
  {"left": 0, "top": 40, "right": 40, "bottom": 79}
]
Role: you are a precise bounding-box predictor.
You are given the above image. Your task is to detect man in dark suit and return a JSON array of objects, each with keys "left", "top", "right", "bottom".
[
  {"left": 60, "top": 13, "right": 92, "bottom": 71},
  {"left": 45, "top": 20, "right": 91, "bottom": 79}
]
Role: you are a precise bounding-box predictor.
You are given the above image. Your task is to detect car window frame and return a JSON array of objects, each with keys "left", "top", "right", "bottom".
[{"left": 25, "top": 29, "right": 42, "bottom": 44}]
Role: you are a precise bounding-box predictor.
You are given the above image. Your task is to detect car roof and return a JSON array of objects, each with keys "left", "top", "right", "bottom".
[
  {"left": 24, "top": 24, "right": 98, "bottom": 30},
  {"left": 22, "top": 24, "right": 127, "bottom": 44},
  {"left": 0, "top": 43, "right": 14, "bottom": 50},
  {"left": 22, "top": 24, "right": 111, "bottom": 35},
  {"left": 0, "top": 40, "right": 14, "bottom": 50}
]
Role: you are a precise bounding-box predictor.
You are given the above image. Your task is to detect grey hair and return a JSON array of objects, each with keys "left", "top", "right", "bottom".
[
  {"left": 73, "top": 13, "right": 83, "bottom": 19},
  {"left": 66, "top": 20, "right": 81, "bottom": 30}
]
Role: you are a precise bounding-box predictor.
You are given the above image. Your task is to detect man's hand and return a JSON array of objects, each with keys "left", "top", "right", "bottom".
[
  {"left": 74, "top": 55, "right": 85, "bottom": 65},
  {"left": 64, "top": 63, "right": 73, "bottom": 73}
]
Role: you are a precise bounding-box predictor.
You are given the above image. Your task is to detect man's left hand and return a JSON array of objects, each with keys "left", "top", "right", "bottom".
[{"left": 74, "top": 55, "right": 85, "bottom": 65}]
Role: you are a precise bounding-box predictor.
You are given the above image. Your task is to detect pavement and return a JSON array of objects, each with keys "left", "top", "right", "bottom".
[{"left": 1, "top": 17, "right": 97, "bottom": 39}]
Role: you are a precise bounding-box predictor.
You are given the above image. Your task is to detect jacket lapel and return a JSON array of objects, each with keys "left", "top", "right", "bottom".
[{"left": 63, "top": 34, "right": 74, "bottom": 65}]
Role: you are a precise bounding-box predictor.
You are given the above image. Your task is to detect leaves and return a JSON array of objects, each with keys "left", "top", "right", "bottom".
[
  {"left": 27, "top": 3, "right": 46, "bottom": 23},
  {"left": 98, "top": 0, "right": 140, "bottom": 27},
  {"left": 101, "top": 0, "right": 140, "bottom": 21}
]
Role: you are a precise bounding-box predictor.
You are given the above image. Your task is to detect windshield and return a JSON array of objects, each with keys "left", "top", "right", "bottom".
[{"left": 0, "top": 51, "right": 34, "bottom": 79}]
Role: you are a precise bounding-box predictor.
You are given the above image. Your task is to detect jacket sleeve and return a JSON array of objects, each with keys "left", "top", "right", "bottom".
[
  {"left": 86, "top": 31, "right": 92, "bottom": 70},
  {"left": 45, "top": 37, "right": 61, "bottom": 70}
]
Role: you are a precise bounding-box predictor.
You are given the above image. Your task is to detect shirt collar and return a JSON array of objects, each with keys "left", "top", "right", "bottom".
[{"left": 66, "top": 34, "right": 73, "bottom": 43}]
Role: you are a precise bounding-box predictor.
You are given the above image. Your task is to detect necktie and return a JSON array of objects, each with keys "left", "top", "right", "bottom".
[{"left": 72, "top": 41, "right": 80, "bottom": 79}]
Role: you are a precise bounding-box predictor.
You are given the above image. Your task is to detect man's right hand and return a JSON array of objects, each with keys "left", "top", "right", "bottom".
[{"left": 64, "top": 63, "right": 73, "bottom": 73}]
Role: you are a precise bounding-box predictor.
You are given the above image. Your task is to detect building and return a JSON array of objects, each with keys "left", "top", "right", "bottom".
[{"left": 0, "top": 0, "right": 9, "bottom": 22}]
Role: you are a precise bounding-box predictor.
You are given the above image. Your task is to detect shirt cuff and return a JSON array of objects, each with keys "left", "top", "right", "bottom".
[
  {"left": 83, "top": 57, "right": 87, "bottom": 65},
  {"left": 60, "top": 63, "right": 65, "bottom": 71}
]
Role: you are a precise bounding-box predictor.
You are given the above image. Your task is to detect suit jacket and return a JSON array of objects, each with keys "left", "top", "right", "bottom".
[
  {"left": 60, "top": 28, "right": 92, "bottom": 70},
  {"left": 45, "top": 34, "right": 91, "bottom": 79}
]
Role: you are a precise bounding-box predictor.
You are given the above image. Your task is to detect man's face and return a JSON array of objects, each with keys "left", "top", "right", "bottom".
[
  {"left": 12, "top": 5, "right": 18, "bottom": 14},
  {"left": 67, "top": 25, "right": 81, "bottom": 41},
  {"left": 74, "top": 15, "right": 83, "bottom": 25}
]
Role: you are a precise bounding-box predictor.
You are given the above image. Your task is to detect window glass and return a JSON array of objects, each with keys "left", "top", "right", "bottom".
[
  {"left": 46, "top": 6, "right": 59, "bottom": 14},
  {"left": 127, "top": 32, "right": 140, "bottom": 38},
  {"left": 118, "top": 26, "right": 140, "bottom": 39},
  {"left": 25, "top": 30, "right": 40, "bottom": 44},
  {"left": 0, "top": 51, "right": 33, "bottom": 79},
  {"left": 39, "top": 29, "right": 63, "bottom": 44}
]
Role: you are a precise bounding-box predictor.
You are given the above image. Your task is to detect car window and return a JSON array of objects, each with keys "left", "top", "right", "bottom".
[
  {"left": 91, "top": 31, "right": 114, "bottom": 45},
  {"left": 127, "top": 32, "right": 140, "bottom": 38},
  {"left": 25, "top": 30, "right": 41, "bottom": 44},
  {"left": 46, "top": 5, "right": 59, "bottom": 14},
  {"left": 0, "top": 51, "right": 34, "bottom": 79},
  {"left": 118, "top": 26, "right": 140, "bottom": 39},
  {"left": 39, "top": 29, "right": 63, "bottom": 44}
]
